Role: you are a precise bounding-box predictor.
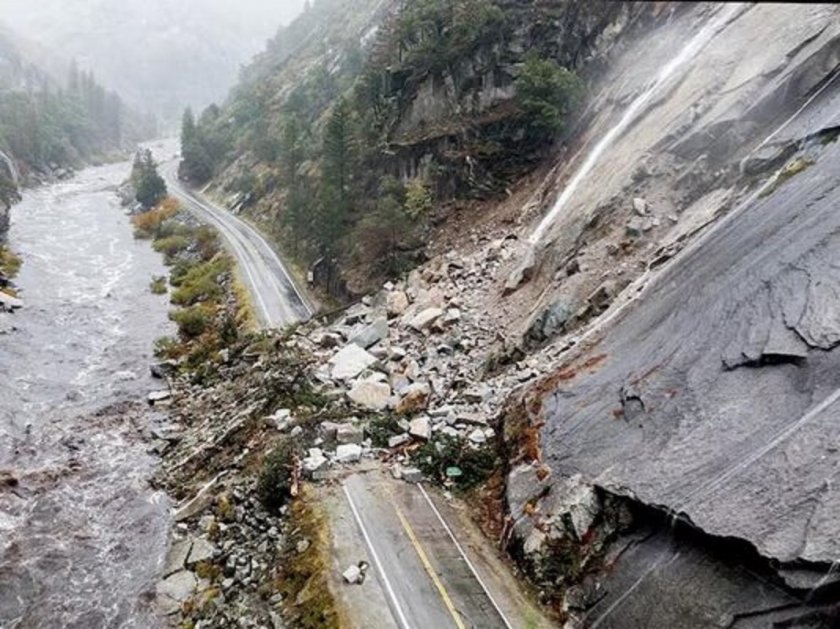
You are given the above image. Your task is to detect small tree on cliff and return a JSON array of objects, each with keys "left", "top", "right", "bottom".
[
  {"left": 515, "top": 55, "right": 583, "bottom": 139},
  {"left": 132, "top": 149, "right": 167, "bottom": 210}
]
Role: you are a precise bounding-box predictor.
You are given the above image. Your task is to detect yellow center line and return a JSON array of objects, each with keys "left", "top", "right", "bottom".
[{"left": 393, "top": 501, "right": 467, "bottom": 629}]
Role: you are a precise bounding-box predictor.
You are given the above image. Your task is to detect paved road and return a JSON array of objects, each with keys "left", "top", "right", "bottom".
[
  {"left": 162, "top": 162, "right": 311, "bottom": 328},
  {"left": 341, "top": 473, "right": 513, "bottom": 629}
]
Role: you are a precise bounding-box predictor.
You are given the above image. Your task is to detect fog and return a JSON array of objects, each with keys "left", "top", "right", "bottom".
[{"left": 0, "top": 0, "right": 308, "bottom": 122}]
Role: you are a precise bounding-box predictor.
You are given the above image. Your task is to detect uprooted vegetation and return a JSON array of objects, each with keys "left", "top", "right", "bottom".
[{"left": 415, "top": 434, "right": 500, "bottom": 490}]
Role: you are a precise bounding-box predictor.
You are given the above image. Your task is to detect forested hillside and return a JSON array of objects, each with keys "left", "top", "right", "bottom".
[
  {"left": 181, "top": 0, "right": 626, "bottom": 297},
  {"left": 0, "top": 28, "right": 155, "bottom": 208}
]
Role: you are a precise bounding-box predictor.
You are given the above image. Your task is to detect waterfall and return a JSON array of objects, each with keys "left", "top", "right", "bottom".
[{"left": 528, "top": 3, "right": 745, "bottom": 247}]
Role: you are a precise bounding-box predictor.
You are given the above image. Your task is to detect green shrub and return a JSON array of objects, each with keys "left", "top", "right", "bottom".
[
  {"left": 171, "top": 258, "right": 230, "bottom": 306},
  {"left": 257, "top": 438, "right": 302, "bottom": 511},
  {"left": 170, "top": 304, "right": 213, "bottom": 338},
  {"left": 153, "top": 235, "right": 190, "bottom": 258},
  {"left": 149, "top": 275, "right": 168, "bottom": 294},
  {"left": 365, "top": 414, "right": 403, "bottom": 448},
  {"left": 154, "top": 335, "right": 181, "bottom": 359},
  {"left": 415, "top": 435, "right": 499, "bottom": 489},
  {"left": 516, "top": 55, "right": 582, "bottom": 137},
  {"left": 0, "top": 247, "right": 22, "bottom": 278}
]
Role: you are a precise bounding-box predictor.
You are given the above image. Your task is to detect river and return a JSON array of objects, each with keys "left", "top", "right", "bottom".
[{"left": 0, "top": 160, "right": 173, "bottom": 628}]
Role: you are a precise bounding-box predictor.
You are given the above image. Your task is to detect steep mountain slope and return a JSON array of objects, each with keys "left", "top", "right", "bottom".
[{"left": 190, "top": 0, "right": 643, "bottom": 297}]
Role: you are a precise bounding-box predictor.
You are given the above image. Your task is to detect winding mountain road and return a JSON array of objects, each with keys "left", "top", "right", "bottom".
[{"left": 162, "top": 162, "right": 312, "bottom": 328}]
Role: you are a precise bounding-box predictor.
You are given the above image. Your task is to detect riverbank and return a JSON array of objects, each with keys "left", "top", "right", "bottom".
[{"left": 0, "top": 245, "right": 23, "bottom": 332}]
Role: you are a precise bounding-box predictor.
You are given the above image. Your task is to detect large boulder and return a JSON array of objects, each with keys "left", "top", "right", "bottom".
[
  {"left": 329, "top": 344, "right": 378, "bottom": 380},
  {"left": 350, "top": 317, "right": 389, "bottom": 349}
]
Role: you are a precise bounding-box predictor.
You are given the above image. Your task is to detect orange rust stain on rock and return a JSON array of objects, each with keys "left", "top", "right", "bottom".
[
  {"left": 557, "top": 368, "right": 577, "bottom": 381},
  {"left": 582, "top": 353, "right": 608, "bottom": 370}
]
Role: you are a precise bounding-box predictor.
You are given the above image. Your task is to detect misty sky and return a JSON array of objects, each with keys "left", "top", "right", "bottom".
[{"left": 0, "top": 0, "right": 308, "bottom": 120}]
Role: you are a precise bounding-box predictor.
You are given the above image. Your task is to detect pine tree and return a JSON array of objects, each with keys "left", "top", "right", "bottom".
[
  {"left": 133, "top": 149, "right": 167, "bottom": 209},
  {"left": 179, "top": 107, "right": 212, "bottom": 183},
  {"left": 318, "top": 98, "right": 356, "bottom": 257}
]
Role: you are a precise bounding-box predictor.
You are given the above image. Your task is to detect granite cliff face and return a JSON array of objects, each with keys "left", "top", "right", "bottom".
[{"left": 497, "top": 4, "right": 840, "bottom": 625}]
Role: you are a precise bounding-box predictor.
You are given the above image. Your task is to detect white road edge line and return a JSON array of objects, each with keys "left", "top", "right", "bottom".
[
  {"left": 162, "top": 164, "right": 273, "bottom": 325},
  {"left": 176, "top": 168, "right": 313, "bottom": 319},
  {"left": 177, "top": 189, "right": 273, "bottom": 325},
  {"left": 417, "top": 484, "right": 515, "bottom": 629},
  {"left": 342, "top": 483, "right": 414, "bottom": 629}
]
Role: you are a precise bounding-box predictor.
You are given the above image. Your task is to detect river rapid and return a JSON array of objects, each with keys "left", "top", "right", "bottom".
[{"left": 0, "top": 160, "right": 173, "bottom": 628}]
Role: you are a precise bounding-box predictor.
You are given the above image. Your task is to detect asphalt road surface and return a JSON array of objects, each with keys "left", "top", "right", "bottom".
[
  {"left": 341, "top": 473, "right": 513, "bottom": 629},
  {"left": 162, "top": 162, "right": 311, "bottom": 328}
]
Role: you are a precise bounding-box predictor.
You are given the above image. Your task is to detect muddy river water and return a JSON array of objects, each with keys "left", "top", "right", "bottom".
[{"left": 0, "top": 160, "right": 173, "bottom": 628}]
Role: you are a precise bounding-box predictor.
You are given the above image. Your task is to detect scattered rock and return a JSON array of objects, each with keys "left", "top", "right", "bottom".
[
  {"left": 386, "top": 290, "right": 410, "bottom": 317},
  {"left": 156, "top": 570, "right": 197, "bottom": 604},
  {"left": 303, "top": 448, "right": 327, "bottom": 473},
  {"left": 186, "top": 537, "right": 216, "bottom": 566},
  {"left": 163, "top": 539, "right": 192, "bottom": 577},
  {"left": 463, "top": 385, "right": 489, "bottom": 403},
  {"left": 329, "top": 344, "right": 378, "bottom": 380},
  {"left": 266, "top": 408, "right": 292, "bottom": 431},
  {"left": 335, "top": 443, "right": 363, "bottom": 464},
  {"left": 409, "top": 416, "right": 431, "bottom": 440},
  {"left": 150, "top": 361, "right": 177, "bottom": 379},
  {"left": 350, "top": 317, "right": 388, "bottom": 349},
  {"left": 527, "top": 299, "right": 574, "bottom": 345},
  {"left": 0, "top": 292, "right": 23, "bottom": 311},
  {"left": 408, "top": 307, "right": 444, "bottom": 332},
  {"left": 625, "top": 217, "right": 645, "bottom": 238},
  {"left": 504, "top": 245, "right": 537, "bottom": 295},
  {"left": 468, "top": 428, "right": 487, "bottom": 444},
  {"left": 388, "top": 433, "right": 410, "bottom": 448},
  {"left": 336, "top": 423, "right": 364, "bottom": 445},
  {"left": 444, "top": 308, "right": 461, "bottom": 325},
  {"left": 174, "top": 473, "right": 227, "bottom": 522},
  {"left": 401, "top": 467, "right": 424, "bottom": 483},
  {"left": 587, "top": 281, "right": 615, "bottom": 313},
  {"left": 397, "top": 382, "right": 431, "bottom": 414},
  {"left": 148, "top": 390, "right": 172, "bottom": 405},
  {"left": 347, "top": 379, "right": 391, "bottom": 411},
  {"left": 632, "top": 197, "right": 648, "bottom": 215}
]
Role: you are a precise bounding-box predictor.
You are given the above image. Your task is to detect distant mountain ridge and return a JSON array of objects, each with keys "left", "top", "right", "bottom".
[{"left": 0, "top": 0, "right": 307, "bottom": 122}]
